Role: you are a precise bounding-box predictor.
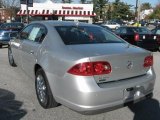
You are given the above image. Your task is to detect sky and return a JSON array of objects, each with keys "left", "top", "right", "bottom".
[
  {"left": 33, "top": 0, "right": 159, "bottom": 7},
  {"left": 111, "top": 0, "right": 159, "bottom": 7}
]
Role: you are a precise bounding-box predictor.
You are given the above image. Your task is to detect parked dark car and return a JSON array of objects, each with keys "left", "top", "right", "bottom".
[
  {"left": 151, "top": 27, "right": 160, "bottom": 51},
  {"left": 0, "top": 30, "right": 18, "bottom": 48},
  {"left": 0, "top": 22, "right": 24, "bottom": 48},
  {"left": 111, "top": 19, "right": 125, "bottom": 25},
  {"left": 151, "top": 27, "right": 160, "bottom": 35},
  {"left": 115, "top": 26, "right": 159, "bottom": 51},
  {"left": 0, "top": 22, "right": 24, "bottom": 32}
]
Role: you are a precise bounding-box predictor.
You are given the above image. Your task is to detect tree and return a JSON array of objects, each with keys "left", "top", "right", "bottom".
[
  {"left": 111, "top": 0, "right": 133, "bottom": 20},
  {"left": 80, "top": 0, "right": 86, "bottom": 4},
  {"left": 1, "top": 0, "right": 20, "bottom": 8},
  {"left": 1, "top": 0, "right": 20, "bottom": 21},
  {"left": 93, "top": 0, "right": 109, "bottom": 21},
  {"left": 141, "top": 2, "right": 152, "bottom": 11},
  {"left": 61, "top": 0, "right": 72, "bottom": 3},
  {"left": 147, "top": 4, "right": 160, "bottom": 19},
  {"left": 107, "top": 4, "right": 112, "bottom": 20}
]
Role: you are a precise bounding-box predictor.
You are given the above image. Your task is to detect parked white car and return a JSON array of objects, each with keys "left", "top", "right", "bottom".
[{"left": 102, "top": 21, "right": 120, "bottom": 29}]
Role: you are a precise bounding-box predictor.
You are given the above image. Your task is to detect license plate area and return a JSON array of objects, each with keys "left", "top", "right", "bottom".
[{"left": 123, "top": 86, "right": 145, "bottom": 102}]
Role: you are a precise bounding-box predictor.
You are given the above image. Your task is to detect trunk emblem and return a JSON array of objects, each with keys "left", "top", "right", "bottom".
[{"left": 127, "top": 61, "right": 133, "bottom": 69}]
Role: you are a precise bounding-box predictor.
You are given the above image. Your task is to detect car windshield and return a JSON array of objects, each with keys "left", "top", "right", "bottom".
[
  {"left": 133, "top": 27, "right": 151, "bottom": 34},
  {"left": 55, "top": 26, "right": 124, "bottom": 45}
]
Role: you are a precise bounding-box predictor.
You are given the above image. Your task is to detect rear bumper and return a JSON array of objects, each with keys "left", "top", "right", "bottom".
[
  {"left": 48, "top": 68, "right": 156, "bottom": 112},
  {"left": 0, "top": 41, "right": 9, "bottom": 45}
]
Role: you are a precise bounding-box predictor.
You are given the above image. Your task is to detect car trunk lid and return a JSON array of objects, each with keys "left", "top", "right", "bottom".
[{"left": 67, "top": 43, "right": 151, "bottom": 83}]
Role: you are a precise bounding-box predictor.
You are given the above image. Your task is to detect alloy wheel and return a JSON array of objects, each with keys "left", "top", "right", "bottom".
[{"left": 36, "top": 74, "right": 47, "bottom": 104}]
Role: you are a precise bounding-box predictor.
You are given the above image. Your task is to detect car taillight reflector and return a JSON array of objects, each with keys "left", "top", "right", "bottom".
[
  {"left": 134, "top": 33, "right": 139, "bottom": 41},
  {"left": 68, "top": 61, "right": 111, "bottom": 76},
  {"left": 144, "top": 56, "right": 153, "bottom": 67}
]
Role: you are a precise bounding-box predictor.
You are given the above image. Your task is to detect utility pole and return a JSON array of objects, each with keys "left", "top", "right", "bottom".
[
  {"left": 135, "top": 0, "right": 138, "bottom": 20},
  {"left": 26, "top": 0, "right": 29, "bottom": 24},
  {"left": 137, "top": 0, "right": 141, "bottom": 23}
]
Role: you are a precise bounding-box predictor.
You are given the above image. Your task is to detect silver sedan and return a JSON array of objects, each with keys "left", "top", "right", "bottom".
[{"left": 8, "top": 21, "right": 155, "bottom": 113}]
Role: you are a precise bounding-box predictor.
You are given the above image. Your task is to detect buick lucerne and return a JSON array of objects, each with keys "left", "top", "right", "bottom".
[{"left": 8, "top": 21, "right": 155, "bottom": 112}]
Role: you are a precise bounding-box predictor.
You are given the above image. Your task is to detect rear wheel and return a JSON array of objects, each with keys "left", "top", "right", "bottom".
[
  {"left": 158, "top": 46, "right": 160, "bottom": 52},
  {"left": 35, "top": 68, "right": 59, "bottom": 109},
  {"left": 8, "top": 47, "right": 16, "bottom": 67},
  {"left": 0, "top": 44, "right": 2, "bottom": 48}
]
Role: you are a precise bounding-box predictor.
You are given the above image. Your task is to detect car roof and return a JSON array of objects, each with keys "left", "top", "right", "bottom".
[
  {"left": 1, "top": 22, "right": 23, "bottom": 25},
  {"left": 31, "top": 20, "right": 98, "bottom": 27},
  {"left": 0, "top": 30, "right": 17, "bottom": 33},
  {"left": 119, "top": 26, "right": 148, "bottom": 29}
]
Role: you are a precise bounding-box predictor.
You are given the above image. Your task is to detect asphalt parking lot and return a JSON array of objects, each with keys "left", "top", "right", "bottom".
[{"left": 0, "top": 47, "right": 160, "bottom": 120}]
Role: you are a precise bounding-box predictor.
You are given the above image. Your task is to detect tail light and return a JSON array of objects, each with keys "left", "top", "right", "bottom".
[
  {"left": 157, "top": 35, "right": 160, "bottom": 44},
  {"left": 134, "top": 33, "right": 139, "bottom": 41},
  {"left": 68, "top": 61, "right": 111, "bottom": 76},
  {"left": 144, "top": 56, "right": 153, "bottom": 67}
]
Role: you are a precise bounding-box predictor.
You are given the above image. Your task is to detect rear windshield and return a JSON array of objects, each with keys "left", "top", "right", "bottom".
[
  {"left": 0, "top": 23, "right": 24, "bottom": 30},
  {"left": 0, "top": 31, "right": 9, "bottom": 37},
  {"left": 55, "top": 26, "right": 124, "bottom": 45},
  {"left": 132, "top": 27, "right": 151, "bottom": 34}
]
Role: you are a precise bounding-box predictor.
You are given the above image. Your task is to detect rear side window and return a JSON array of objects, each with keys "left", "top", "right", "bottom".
[
  {"left": 133, "top": 27, "right": 151, "bottom": 34},
  {"left": 127, "top": 28, "right": 135, "bottom": 34},
  {"left": 155, "top": 29, "right": 160, "bottom": 35},
  {"left": 55, "top": 26, "right": 124, "bottom": 45},
  {"left": 3, "top": 33, "right": 9, "bottom": 37}
]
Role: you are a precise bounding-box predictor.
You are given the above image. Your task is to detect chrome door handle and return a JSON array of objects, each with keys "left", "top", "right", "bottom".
[{"left": 30, "top": 50, "right": 34, "bottom": 54}]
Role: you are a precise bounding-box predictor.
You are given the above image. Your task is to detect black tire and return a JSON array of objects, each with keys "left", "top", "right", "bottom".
[
  {"left": 8, "top": 47, "right": 16, "bottom": 67},
  {"left": 0, "top": 44, "right": 2, "bottom": 48},
  {"left": 35, "top": 68, "right": 59, "bottom": 109}
]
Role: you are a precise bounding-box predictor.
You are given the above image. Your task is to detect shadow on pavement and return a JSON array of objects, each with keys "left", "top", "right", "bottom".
[
  {"left": 0, "top": 88, "right": 27, "bottom": 120},
  {"left": 128, "top": 98, "right": 160, "bottom": 120}
]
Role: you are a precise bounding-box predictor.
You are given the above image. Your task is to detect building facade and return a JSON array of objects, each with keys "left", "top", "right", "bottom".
[
  {"left": 140, "top": 9, "right": 153, "bottom": 20},
  {"left": 17, "top": 1, "right": 96, "bottom": 23},
  {"left": 0, "top": 8, "right": 12, "bottom": 22}
]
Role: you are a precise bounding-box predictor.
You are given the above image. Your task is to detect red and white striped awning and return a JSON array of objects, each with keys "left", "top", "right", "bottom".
[
  {"left": 54, "top": 10, "right": 96, "bottom": 16},
  {"left": 17, "top": 9, "right": 53, "bottom": 16},
  {"left": 17, "top": 9, "right": 96, "bottom": 17},
  {"left": 17, "top": 10, "right": 40, "bottom": 16}
]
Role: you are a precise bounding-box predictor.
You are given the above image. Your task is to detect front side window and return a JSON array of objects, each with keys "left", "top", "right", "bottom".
[
  {"left": 28, "top": 25, "right": 47, "bottom": 42},
  {"left": 55, "top": 26, "right": 124, "bottom": 45},
  {"left": 20, "top": 25, "right": 33, "bottom": 40}
]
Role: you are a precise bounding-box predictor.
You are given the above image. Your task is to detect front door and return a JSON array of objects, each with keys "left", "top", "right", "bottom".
[{"left": 19, "top": 24, "right": 47, "bottom": 79}]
